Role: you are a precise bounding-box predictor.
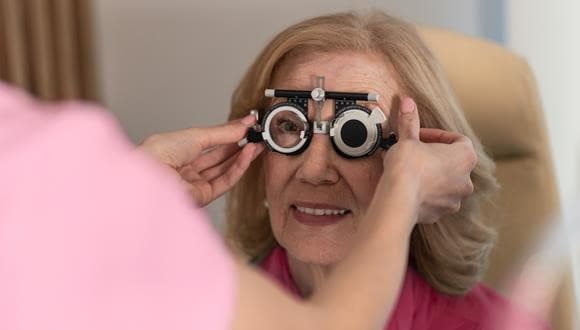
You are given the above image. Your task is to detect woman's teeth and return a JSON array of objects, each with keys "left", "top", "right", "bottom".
[{"left": 295, "top": 206, "right": 347, "bottom": 216}]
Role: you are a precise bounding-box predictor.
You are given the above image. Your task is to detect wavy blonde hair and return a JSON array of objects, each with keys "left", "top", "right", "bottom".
[{"left": 226, "top": 10, "right": 498, "bottom": 295}]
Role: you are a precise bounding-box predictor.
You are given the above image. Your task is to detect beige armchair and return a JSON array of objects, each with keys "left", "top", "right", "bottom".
[{"left": 419, "top": 27, "right": 576, "bottom": 330}]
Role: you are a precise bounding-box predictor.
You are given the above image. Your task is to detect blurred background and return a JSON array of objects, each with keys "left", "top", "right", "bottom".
[
  {"left": 91, "top": 0, "right": 580, "bottom": 232},
  {"left": 1, "top": 0, "right": 579, "bottom": 323}
]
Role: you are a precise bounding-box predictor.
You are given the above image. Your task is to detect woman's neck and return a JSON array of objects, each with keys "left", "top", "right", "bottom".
[{"left": 287, "top": 254, "right": 334, "bottom": 298}]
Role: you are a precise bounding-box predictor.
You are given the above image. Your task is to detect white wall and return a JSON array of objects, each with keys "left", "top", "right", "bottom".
[
  {"left": 92, "top": 0, "right": 491, "bottom": 226},
  {"left": 506, "top": 0, "right": 580, "bottom": 313}
]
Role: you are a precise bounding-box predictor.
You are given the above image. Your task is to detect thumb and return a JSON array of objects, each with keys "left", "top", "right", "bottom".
[{"left": 397, "top": 97, "right": 420, "bottom": 140}]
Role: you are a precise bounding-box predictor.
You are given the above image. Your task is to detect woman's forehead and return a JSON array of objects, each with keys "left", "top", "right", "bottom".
[{"left": 274, "top": 52, "right": 392, "bottom": 83}]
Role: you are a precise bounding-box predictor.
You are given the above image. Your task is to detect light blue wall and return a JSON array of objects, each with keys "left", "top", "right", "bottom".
[{"left": 480, "top": 0, "right": 505, "bottom": 43}]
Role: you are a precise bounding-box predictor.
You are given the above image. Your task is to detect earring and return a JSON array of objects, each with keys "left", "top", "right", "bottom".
[{"left": 263, "top": 199, "right": 269, "bottom": 208}]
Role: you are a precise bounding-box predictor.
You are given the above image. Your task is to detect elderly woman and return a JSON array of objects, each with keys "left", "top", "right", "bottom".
[{"left": 224, "top": 10, "right": 547, "bottom": 329}]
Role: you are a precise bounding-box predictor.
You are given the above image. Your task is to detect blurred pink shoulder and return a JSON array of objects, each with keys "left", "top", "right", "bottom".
[{"left": 0, "top": 82, "right": 236, "bottom": 330}]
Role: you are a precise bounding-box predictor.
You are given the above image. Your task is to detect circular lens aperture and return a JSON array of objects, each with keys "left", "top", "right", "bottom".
[
  {"left": 262, "top": 104, "right": 309, "bottom": 154},
  {"left": 268, "top": 109, "right": 307, "bottom": 148},
  {"left": 340, "top": 119, "right": 367, "bottom": 148},
  {"left": 331, "top": 106, "right": 381, "bottom": 158}
]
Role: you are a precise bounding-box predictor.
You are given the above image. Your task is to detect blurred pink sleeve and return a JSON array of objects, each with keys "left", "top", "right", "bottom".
[{"left": 0, "top": 83, "right": 236, "bottom": 330}]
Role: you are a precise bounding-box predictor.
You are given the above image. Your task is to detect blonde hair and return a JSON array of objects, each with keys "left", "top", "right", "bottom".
[{"left": 226, "top": 10, "right": 498, "bottom": 295}]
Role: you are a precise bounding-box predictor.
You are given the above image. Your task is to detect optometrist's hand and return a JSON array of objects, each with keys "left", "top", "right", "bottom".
[
  {"left": 138, "top": 115, "right": 265, "bottom": 207},
  {"left": 378, "top": 97, "right": 477, "bottom": 224}
]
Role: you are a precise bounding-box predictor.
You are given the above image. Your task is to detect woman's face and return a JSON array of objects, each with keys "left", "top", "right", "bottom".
[{"left": 264, "top": 51, "right": 401, "bottom": 265}]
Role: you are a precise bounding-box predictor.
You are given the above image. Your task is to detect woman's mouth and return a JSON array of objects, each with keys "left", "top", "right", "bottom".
[{"left": 291, "top": 203, "right": 351, "bottom": 226}]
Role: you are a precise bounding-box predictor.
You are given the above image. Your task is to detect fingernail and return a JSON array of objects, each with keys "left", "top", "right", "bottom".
[
  {"left": 401, "top": 98, "right": 415, "bottom": 114},
  {"left": 241, "top": 114, "right": 255, "bottom": 125}
]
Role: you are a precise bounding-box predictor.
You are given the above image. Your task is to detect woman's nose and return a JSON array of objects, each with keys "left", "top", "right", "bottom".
[{"left": 295, "top": 133, "right": 340, "bottom": 185}]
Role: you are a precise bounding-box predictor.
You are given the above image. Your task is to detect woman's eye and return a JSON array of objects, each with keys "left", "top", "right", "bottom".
[{"left": 278, "top": 120, "right": 300, "bottom": 133}]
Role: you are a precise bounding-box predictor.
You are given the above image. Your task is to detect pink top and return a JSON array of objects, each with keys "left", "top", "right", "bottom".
[
  {"left": 260, "top": 246, "right": 551, "bottom": 330},
  {"left": 0, "top": 83, "right": 235, "bottom": 330}
]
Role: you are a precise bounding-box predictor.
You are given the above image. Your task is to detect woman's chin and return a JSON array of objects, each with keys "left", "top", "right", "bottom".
[
  {"left": 272, "top": 211, "right": 359, "bottom": 265},
  {"left": 282, "top": 239, "right": 349, "bottom": 266}
]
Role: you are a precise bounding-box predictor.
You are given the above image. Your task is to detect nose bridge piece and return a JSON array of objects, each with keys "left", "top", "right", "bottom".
[
  {"left": 313, "top": 75, "right": 326, "bottom": 128},
  {"left": 311, "top": 75, "right": 333, "bottom": 136},
  {"left": 313, "top": 120, "right": 331, "bottom": 134}
]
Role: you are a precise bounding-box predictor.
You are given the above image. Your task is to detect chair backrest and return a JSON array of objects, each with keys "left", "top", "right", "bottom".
[{"left": 418, "top": 27, "right": 576, "bottom": 330}]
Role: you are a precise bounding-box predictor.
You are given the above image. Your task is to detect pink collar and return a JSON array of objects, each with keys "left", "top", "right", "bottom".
[{"left": 258, "top": 245, "right": 547, "bottom": 330}]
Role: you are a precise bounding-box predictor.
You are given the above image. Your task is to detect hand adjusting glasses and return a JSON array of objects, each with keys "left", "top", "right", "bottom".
[{"left": 241, "top": 77, "right": 397, "bottom": 159}]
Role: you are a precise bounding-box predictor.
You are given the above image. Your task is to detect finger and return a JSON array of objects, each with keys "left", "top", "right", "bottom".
[
  {"left": 462, "top": 179, "right": 475, "bottom": 197},
  {"left": 207, "top": 143, "right": 260, "bottom": 199},
  {"left": 450, "top": 201, "right": 462, "bottom": 214},
  {"left": 397, "top": 97, "right": 420, "bottom": 140},
  {"left": 188, "top": 181, "right": 213, "bottom": 207},
  {"left": 420, "top": 128, "right": 467, "bottom": 144},
  {"left": 420, "top": 128, "right": 477, "bottom": 171},
  {"left": 199, "top": 142, "right": 264, "bottom": 182},
  {"left": 179, "top": 163, "right": 204, "bottom": 183},
  {"left": 252, "top": 142, "right": 266, "bottom": 158},
  {"left": 199, "top": 150, "right": 240, "bottom": 182},
  {"left": 190, "top": 143, "right": 240, "bottom": 172},
  {"left": 165, "top": 168, "right": 209, "bottom": 206}
]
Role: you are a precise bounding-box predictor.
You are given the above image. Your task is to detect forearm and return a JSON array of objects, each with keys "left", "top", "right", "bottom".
[
  {"left": 232, "top": 185, "right": 416, "bottom": 330},
  {"left": 310, "top": 188, "right": 416, "bottom": 329}
]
